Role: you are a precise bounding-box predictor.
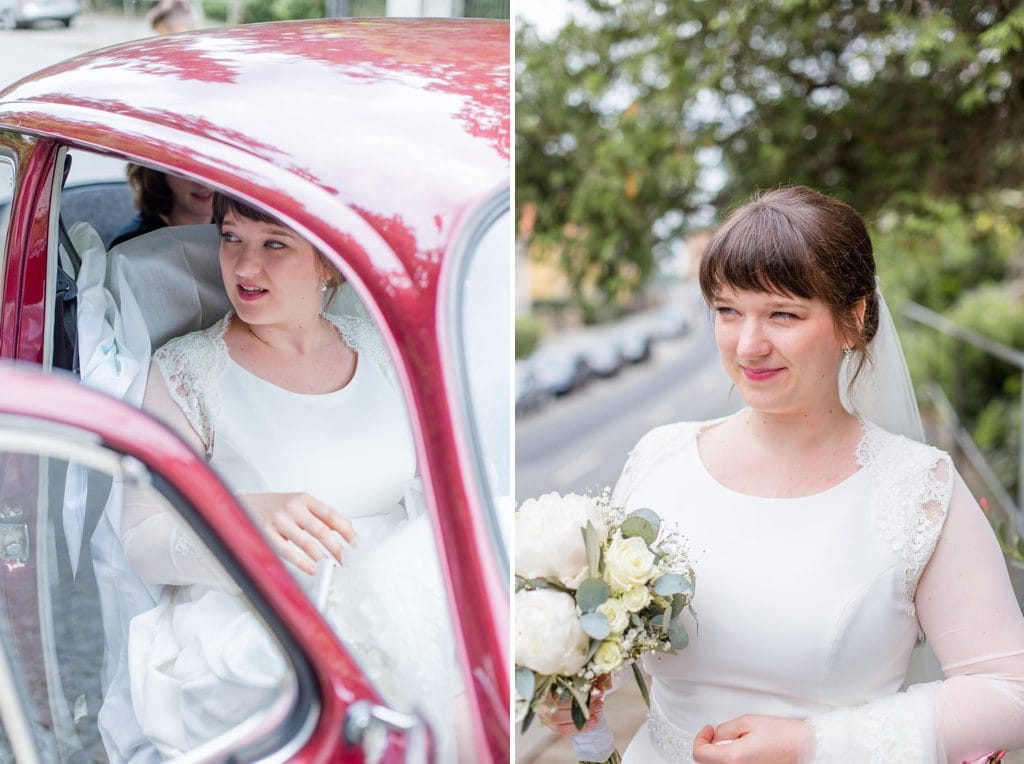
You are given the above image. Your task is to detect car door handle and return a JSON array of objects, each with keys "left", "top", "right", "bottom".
[{"left": 343, "top": 700, "right": 432, "bottom": 764}]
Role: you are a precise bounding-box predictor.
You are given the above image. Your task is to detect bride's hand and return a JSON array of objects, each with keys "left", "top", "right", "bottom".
[
  {"left": 239, "top": 491, "right": 356, "bottom": 574},
  {"left": 539, "top": 674, "right": 609, "bottom": 736},
  {"left": 692, "top": 715, "right": 812, "bottom": 764}
]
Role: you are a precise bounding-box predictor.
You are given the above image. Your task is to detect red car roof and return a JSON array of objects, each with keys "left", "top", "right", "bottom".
[{"left": 0, "top": 18, "right": 509, "bottom": 289}]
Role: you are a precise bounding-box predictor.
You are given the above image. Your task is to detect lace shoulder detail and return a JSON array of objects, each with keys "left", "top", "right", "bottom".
[
  {"left": 856, "top": 421, "right": 953, "bottom": 616},
  {"left": 325, "top": 313, "right": 398, "bottom": 389},
  {"left": 151, "top": 316, "right": 230, "bottom": 455},
  {"left": 611, "top": 421, "right": 705, "bottom": 507}
]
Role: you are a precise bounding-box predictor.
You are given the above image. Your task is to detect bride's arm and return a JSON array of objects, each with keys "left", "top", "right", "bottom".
[
  {"left": 120, "top": 361, "right": 234, "bottom": 589},
  {"left": 808, "top": 470, "right": 1024, "bottom": 763},
  {"left": 915, "top": 471, "right": 1024, "bottom": 761}
]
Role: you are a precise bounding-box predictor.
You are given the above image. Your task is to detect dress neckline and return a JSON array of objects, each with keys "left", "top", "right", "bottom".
[
  {"left": 220, "top": 312, "right": 361, "bottom": 398},
  {"left": 692, "top": 412, "right": 871, "bottom": 501}
]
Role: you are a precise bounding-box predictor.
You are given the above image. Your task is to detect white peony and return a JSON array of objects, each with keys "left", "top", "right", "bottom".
[
  {"left": 604, "top": 534, "right": 656, "bottom": 593},
  {"left": 515, "top": 589, "right": 590, "bottom": 676},
  {"left": 591, "top": 640, "right": 624, "bottom": 674},
  {"left": 515, "top": 492, "right": 608, "bottom": 588},
  {"left": 597, "top": 597, "right": 630, "bottom": 634},
  {"left": 621, "top": 585, "right": 651, "bottom": 613}
]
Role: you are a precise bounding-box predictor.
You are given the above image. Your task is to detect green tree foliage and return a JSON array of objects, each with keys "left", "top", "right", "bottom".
[
  {"left": 517, "top": 0, "right": 1024, "bottom": 497},
  {"left": 518, "top": 1, "right": 1024, "bottom": 250}
]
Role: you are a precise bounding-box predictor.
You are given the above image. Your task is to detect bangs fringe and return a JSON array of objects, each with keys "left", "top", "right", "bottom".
[{"left": 699, "top": 202, "right": 824, "bottom": 301}]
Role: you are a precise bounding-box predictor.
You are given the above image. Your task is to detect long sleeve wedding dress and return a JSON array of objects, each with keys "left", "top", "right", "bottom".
[
  {"left": 613, "top": 416, "right": 1024, "bottom": 764},
  {"left": 118, "top": 312, "right": 458, "bottom": 760}
]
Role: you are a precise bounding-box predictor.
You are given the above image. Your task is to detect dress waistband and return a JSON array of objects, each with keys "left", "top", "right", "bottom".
[{"left": 647, "top": 705, "right": 696, "bottom": 764}]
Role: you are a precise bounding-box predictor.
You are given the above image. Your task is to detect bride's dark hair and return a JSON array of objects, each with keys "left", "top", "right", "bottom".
[
  {"left": 698, "top": 185, "right": 879, "bottom": 375},
  {"left": 212, "top": 192, "right": 344, "bottom": 301}
]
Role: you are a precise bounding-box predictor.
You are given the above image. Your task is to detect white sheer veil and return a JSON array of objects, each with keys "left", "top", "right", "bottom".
[{"left": 839, "top": 281, "right": 925, "bottom": 442}]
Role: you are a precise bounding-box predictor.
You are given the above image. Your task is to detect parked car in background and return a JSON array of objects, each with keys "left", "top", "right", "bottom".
[
  {"left": 653, "top": 304, "right": 691, "bottom": 340},
  {"left": 515, "top": 359, "right": 550, "bottom": 417},
  {"left": 529, "top": 342, "right": 592, "bottom": 397},
  {"left": 0, "top": 18, "right": 509, "bottom": 763},
  {"left": 614, "top": 322, "right": 653, "bottom": 364},
  {"left": 579, "top": 329, "right": 624, "bottom": 378},
  {"left": 0, "top": 0, "right": 80, "bottom": 28}
]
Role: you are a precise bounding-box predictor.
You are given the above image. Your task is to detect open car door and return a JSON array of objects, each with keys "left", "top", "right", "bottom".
[{"left": 0, "top": 363, "right": 431, "bottom": 763}]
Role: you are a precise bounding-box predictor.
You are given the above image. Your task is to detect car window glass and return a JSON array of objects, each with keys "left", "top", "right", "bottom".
[
  {"left": 0, "top": 437, "right": 300, "bottom": 762},
  {"left": 452, "top": 205, "right": 513, "bottom": 563},
  {"left": 60, "top": 149, "right": 133, "bottom": 254},
  {"left": 0, "top": 155, "right": 13, "bottom": 253}
]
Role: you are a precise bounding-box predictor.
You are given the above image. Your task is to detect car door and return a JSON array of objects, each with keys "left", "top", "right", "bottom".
[{"left": 0, "top": 363, "right": 432, "bottom": 763}]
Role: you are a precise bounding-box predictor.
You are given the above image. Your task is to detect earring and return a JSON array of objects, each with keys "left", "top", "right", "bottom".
[
  {"left": 843, "top": 347, "right": 853, "bottom": 359},
  {"left": 321, "top": 280, "right": 328, "bottom": 292}
]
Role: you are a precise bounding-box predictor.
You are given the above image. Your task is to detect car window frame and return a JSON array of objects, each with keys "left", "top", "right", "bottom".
[
  {"left": 0, "top": 409, "right": 322, "bottom": 762},
  {"left": 440, "top": 185, "right": 512, "bottom": 582}
]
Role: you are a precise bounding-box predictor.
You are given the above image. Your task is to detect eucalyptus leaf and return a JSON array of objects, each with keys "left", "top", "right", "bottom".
[
  {"left": 543, "top": 577, "right": 571, "bottom": 592},
  {"left": 521, "top": 704, "right": 535, "bottom": 734},
  {"left": 571, "top": 698, "right": 587, "bottom": 731},
  {"left": 585, "top": 637, "right": 603, "bottom": 664},
  {"left": 654, "top": 573, "right": 692, "bottom": 597},
  {"left": 632, "top": 662, "right": 651, "bottom": 708},
  {"left": 514, "top": 576, "right": 527, "bottom": 592},
  {"left": 583, "top": 521, "right": 602, "bottom": 577},
  {"left": 580, "top": 611, "right": 611, "bottom": 640},
  {"left": 515, "top": 667, "right": 536, "bottom": 701},
  {"left": 668, "top": 619, "right": 689, "bottom": 650},
  {"left": 576, "top": 578, "right": 610, "bottom": 613},
  {"left": 626, "top": 508, "right": 661, "bottom": 540},
  {"left": 620, "top": 516, "right": 655, "bottom": 546},
  {"left": 671, "top": 593, "right": 687, "bottom": 619}
]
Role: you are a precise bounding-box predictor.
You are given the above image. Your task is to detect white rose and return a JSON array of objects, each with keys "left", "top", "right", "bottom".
[
  {"left": 515, "top": 589, "right": 590, "bottom": 676},
  {"left": 621, "top": 585, "right": 651, "bottom": 613},
  {"left": 515, "top": 492, "right": 608, "bottom": 588},
  {"left": 591, "top": 640, "right": 624, "bottom": 674},
  {"left": 597, "top": 597, "right": 630, "bottom": 634},
  {"left": 604, "top": 534, "right": 656, "bottom": 593}
]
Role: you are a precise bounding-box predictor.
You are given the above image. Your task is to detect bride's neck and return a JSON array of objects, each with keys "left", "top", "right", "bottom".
[{"left": 742, "top": 405, "right": 860, "bottom": 455}]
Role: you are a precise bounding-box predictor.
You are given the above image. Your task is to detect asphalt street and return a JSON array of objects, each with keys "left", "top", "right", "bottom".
[
  {"left": 516, "top": 306, "right": 741, "bottom": 503},
  {"left": 1, "top": 12, "right": 155, "bottom": 90}
]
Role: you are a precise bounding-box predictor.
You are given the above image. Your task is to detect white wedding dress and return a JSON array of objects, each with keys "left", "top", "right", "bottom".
[
  {"left": 120, "top": 313, "right": 459, "bottom": 761},
  {"left": 614, "top": 415, "right": 1024, "bottom": 764}
]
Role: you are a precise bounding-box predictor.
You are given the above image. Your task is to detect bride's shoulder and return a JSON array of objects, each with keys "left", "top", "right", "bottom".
[
  {"left": 856, "top": 419, "right": 951, "bottom": 476},
  {"left": 153, "top": 314, "right": 230, "bottom": 361},
  {"left": 627, "top": 419, "right": 709, "bottom": 461}
]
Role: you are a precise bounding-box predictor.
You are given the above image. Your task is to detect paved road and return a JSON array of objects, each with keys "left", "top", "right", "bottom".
[
  {"left": 516, "top": 308, "right": 740, "bottom": 503},
  {"left": 1, "top": 12, "right": 155, "bottom": 90}
]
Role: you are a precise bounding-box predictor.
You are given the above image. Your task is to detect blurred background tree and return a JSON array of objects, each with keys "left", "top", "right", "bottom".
[{"left": 517, "top": 0, "right": 1024, "bottom": 496}]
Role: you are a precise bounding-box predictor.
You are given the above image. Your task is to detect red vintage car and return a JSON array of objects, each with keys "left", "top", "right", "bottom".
[{"left": 0, "top": 17, "right": 510, "bottom": 763}]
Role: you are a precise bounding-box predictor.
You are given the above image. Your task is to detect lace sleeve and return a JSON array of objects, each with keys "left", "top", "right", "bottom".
[
  {"left": 151, "top": 317, "right": 228, "bottom": 455},
  {"left": 120, "top": 363, "right": 236, "bottom": 591},
  {"left": 809, "top": 468, "right": 1024, "bottom": 763},
  {"left": 326, "top": 314, "right": 399, "bottom": 390}
]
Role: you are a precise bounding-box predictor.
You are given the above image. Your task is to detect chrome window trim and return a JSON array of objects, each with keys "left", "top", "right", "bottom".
[
  {"left": 42, "top": 147, "right": 67, "bottom": 374},
  {"left": 440, "top": 186, "right": 512, "bottom": 582},
  {"left": 0, "top": 148, "right": 15, "bottom": 280}
]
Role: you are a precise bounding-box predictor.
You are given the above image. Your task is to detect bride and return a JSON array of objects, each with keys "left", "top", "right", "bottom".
[
  {"left": 118, "top": 193, "right": 458, "bottom": 760},
  {"left": 555, "top": 187, "right": 1024, "bottom": 763}
]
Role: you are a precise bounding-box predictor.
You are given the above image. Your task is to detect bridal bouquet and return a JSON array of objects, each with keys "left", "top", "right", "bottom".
[{"left": 514, "top": 490, "right": 694, "bottom": 749}]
